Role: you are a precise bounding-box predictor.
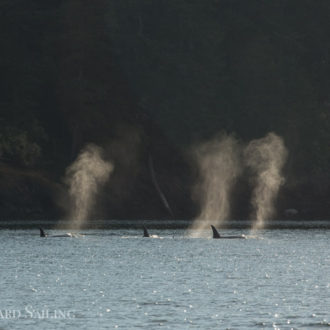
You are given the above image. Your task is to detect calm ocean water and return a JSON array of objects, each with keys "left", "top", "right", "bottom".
[{"left": 0, "top": 225, "right": 329, "bottom": 329}]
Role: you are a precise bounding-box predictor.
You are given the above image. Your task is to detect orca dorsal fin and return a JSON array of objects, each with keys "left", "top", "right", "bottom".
[
  {"left": 143, "top": 226, "right": 150, "bottom": 238},
  {"left": 211, "top": 225, "right": 221, "bottom": 239},
  {"left": 39, "top": 228, "right": 47, "bottom": 237}
]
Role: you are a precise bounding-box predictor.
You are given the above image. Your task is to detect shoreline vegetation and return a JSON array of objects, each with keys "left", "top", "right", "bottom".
[
  {"left": 1, "top": 1, "right": 330, "bottom": 222},
  {"left": 0, "top": 220, "right": 330, "bottom": 231}
]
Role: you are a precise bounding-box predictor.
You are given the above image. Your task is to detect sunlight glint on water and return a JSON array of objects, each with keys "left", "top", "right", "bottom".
[{"left": 0, "top": 228, "right": 329, "bottom": 329}]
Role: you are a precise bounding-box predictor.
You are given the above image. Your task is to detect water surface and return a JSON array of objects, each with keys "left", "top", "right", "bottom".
[{"left": 0, "top": 227, "right": 329, "bottom": 329}]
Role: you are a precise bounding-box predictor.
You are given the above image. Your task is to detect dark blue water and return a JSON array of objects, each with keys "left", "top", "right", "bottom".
[{"left": 0, "top": 227, "right": 329, "bottom": 329}]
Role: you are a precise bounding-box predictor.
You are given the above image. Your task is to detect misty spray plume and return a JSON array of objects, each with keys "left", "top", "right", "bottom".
[
  {"left": 244, "top": 132, "right": 287, "bottom": 230},
  {"left": 189, "top": 135, "right": 242, "bottom": 236},
  {"left": 64, "top": 143, "right": 114, "bottom": 229}
]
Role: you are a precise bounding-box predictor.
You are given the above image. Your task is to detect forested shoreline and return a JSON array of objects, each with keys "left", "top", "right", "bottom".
[{"left": 1, "top": 1, "right": 330, "bottom": 220}]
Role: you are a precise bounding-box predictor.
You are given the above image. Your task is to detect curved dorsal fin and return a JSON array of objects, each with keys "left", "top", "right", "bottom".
[
  {"left": 211, "top": 225, "right": 221, "bottom": 239},
  {"left": 143, "top": 226, "right": 150, "bottom": 238},
  {"left": 39, "top": 228, "right": 47, "bottom": 237}
]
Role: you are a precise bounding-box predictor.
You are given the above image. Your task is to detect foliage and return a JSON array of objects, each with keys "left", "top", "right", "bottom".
[
  {"left": 1, "top": 0, "right": 330, "bottom": 186},
  {"left": 107, "top": 0, "right": 330, "bottom": 181}
]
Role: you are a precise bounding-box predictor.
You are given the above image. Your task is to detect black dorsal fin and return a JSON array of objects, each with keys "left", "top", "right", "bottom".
[
  {"left": 143, "top": 226, "right": 150, "bottom": 237},
  {"left": 39, "top": 228, "right": 47, "bottom": 237},
  {"left": 211, "top": 225, "right": 221, "bottom": 239}
]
